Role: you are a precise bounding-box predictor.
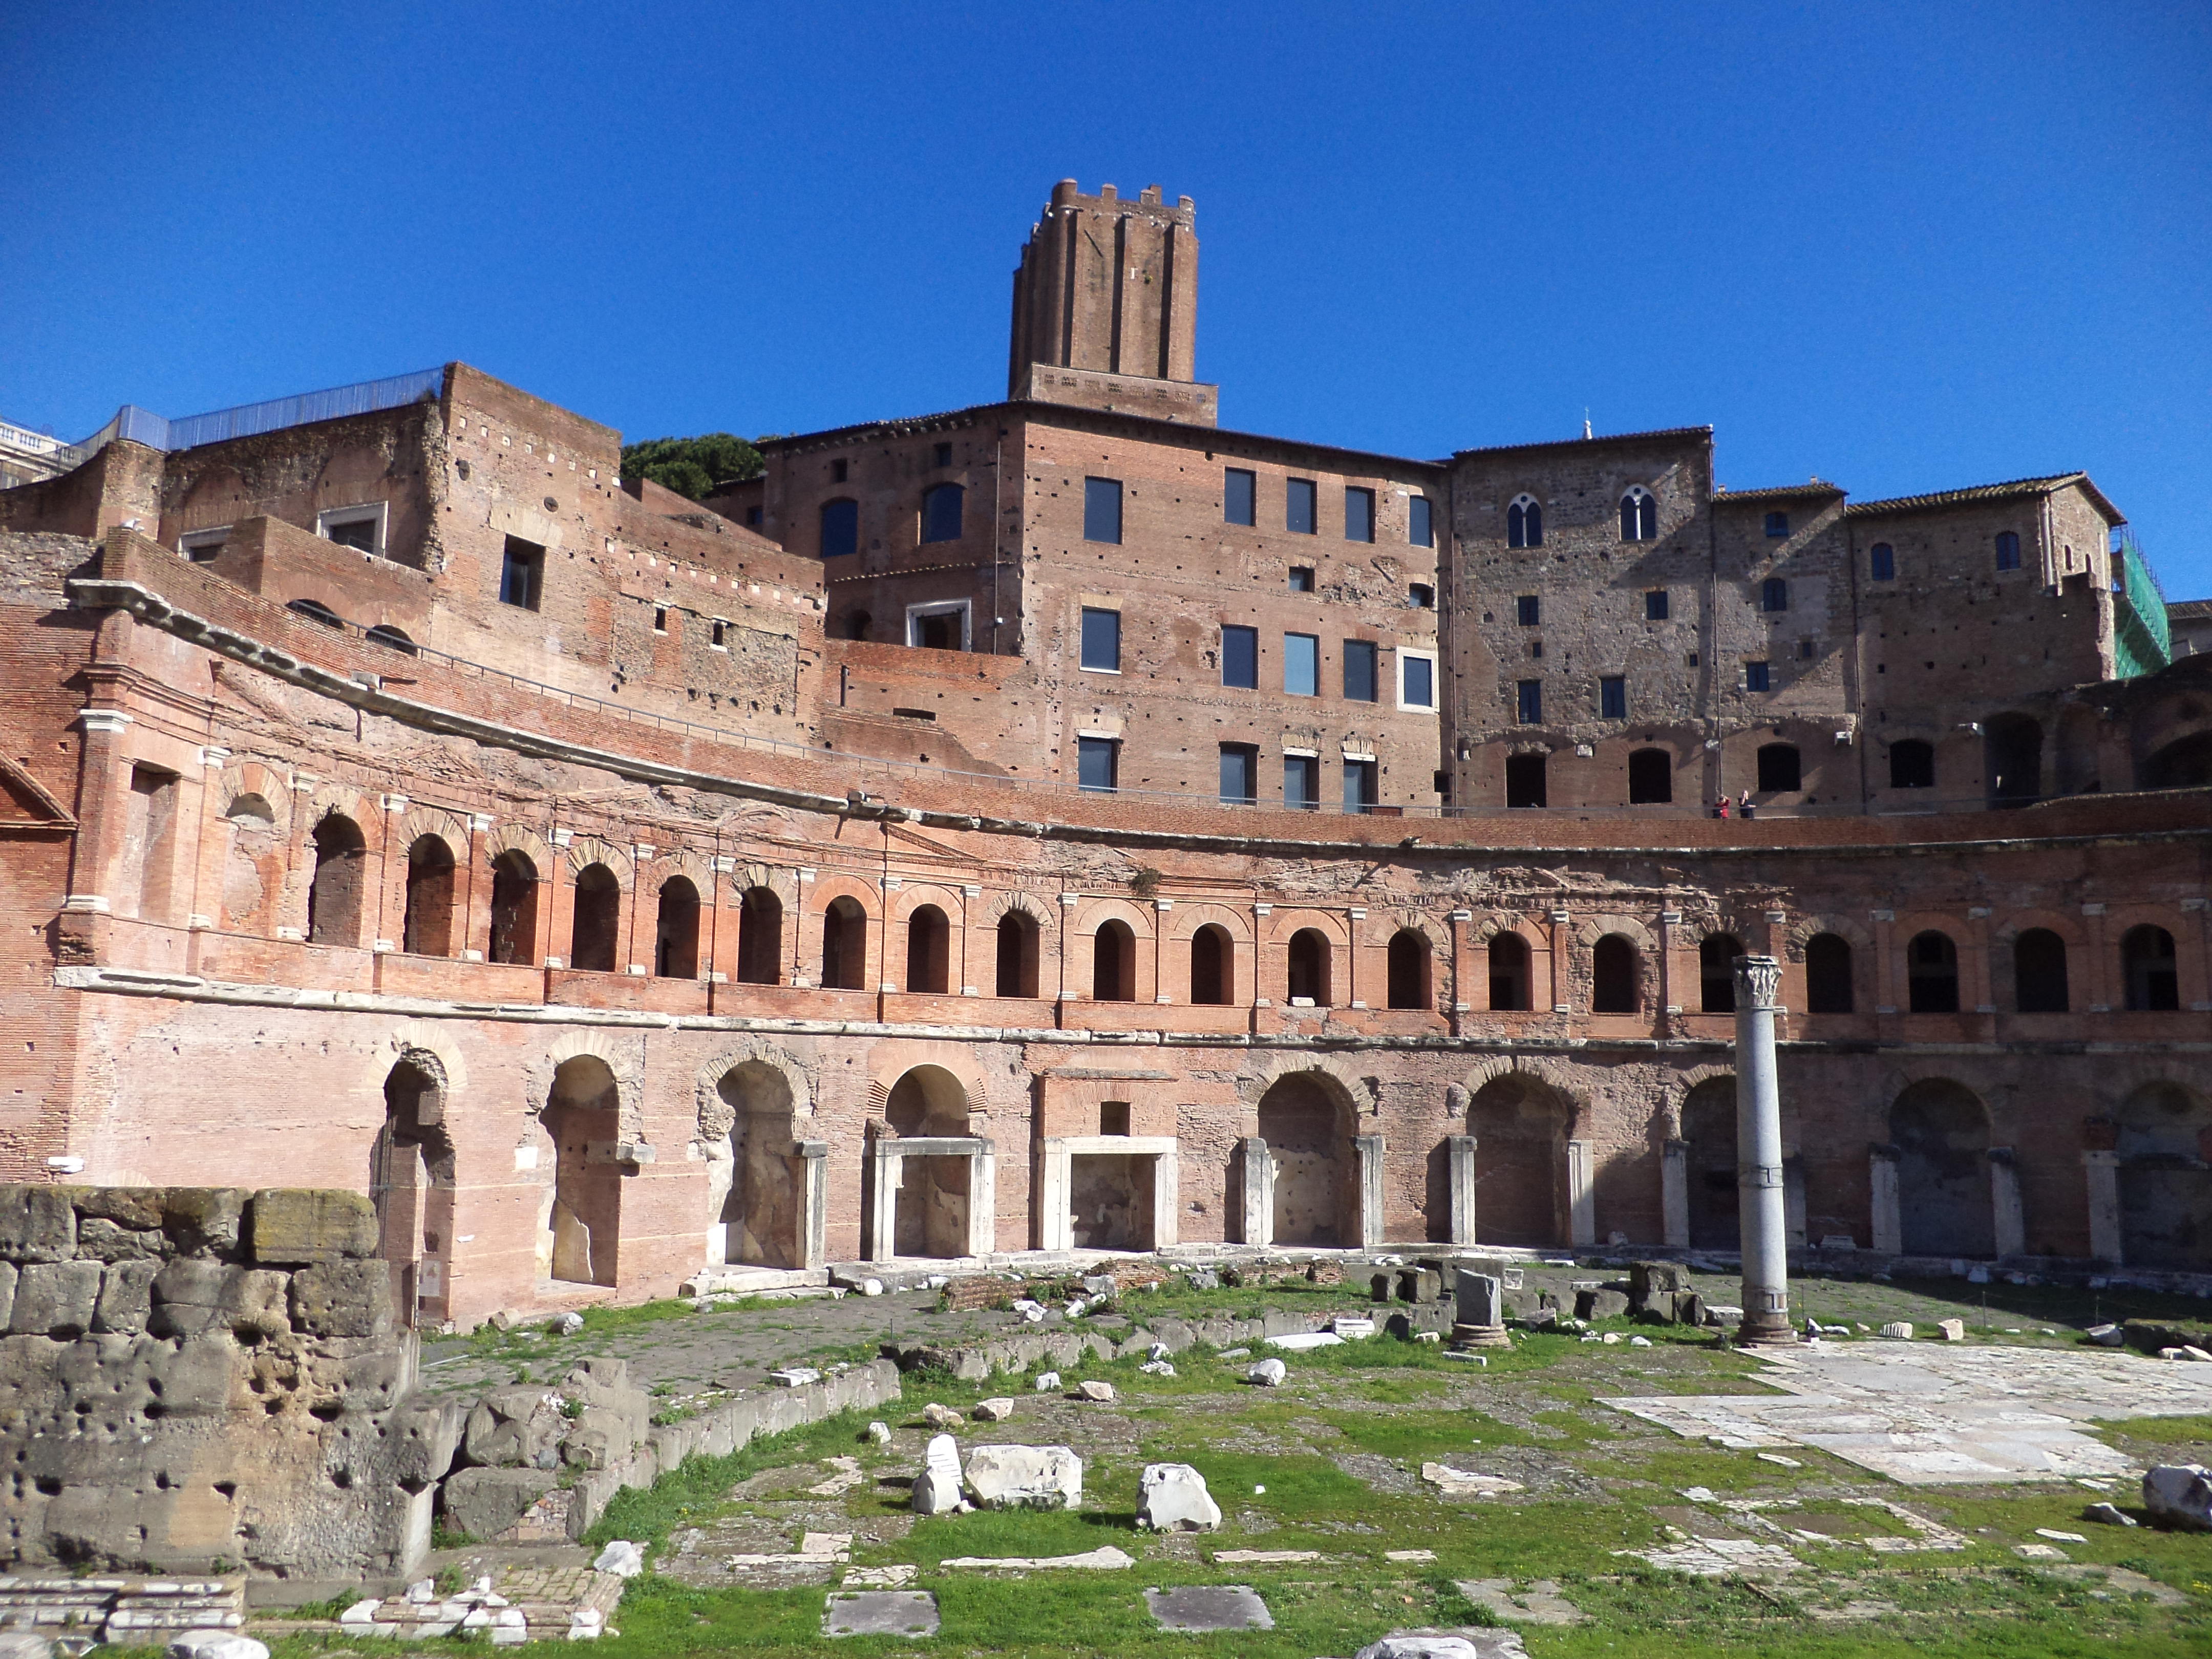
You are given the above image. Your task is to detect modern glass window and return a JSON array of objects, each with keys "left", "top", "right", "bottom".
[
  {"left": 1224, "top": 467, "right": 1256, "bottom": 526},
  {"left": 1409, "top": 582, "right": 1435, "bottom": 609},
  {"left": 1221, "top": 624, "right": 1258, "bottom": 688},
  {"left": 1600, "top": 676, "right": 1627, "bottom": 719},
  {"left": 1516, "top": 594, "right": 1540, "bottom": 626},
  {"left": 1283, "top": 754, "right": 1319, "bottom": 810},
  {"left": 1077, "top": 737, "right": 1118, "bottom": 793},
  {"left": 1286, "top": 478, "right": 1316, "bottom": 535},
  {"left": 1080, "top": 607, "right": 1121, "bottom": 671},
  {"left": 1995, "top": 530, "right": 2022, "bottom": 570},
  {"left": 1343, "top": 758, "right": 1378, "bottom": 813},
  {"left": 1344, "top": 486, "right": 1375, "bottom": 543},
  {"left": 1507, "top": 494, "right": 1541, "bottom": 548},
  {"left": 1645, "top": 589, "right": 1669, "bottom": 621},
  {"left": 1284, "top": 632, "right": 1318, "bottom": 695},
  {"left": 1219, "top": 744, "right": 1258, "bottom": 804},
  {"left": 1620, "top": 486, "right": 1656, "bottom": 541},
  {"left": 1745, "top": 660, "right": 1771, "bottom": 692},
  {"left": 1870, "top": 542, "right": 1896, "bottom": 581},
  {"left": 1764, "top": 512, "right": 1790, "bottom": 538},
  {"left": 1287, "top": 565, "right": 1315, "bottom": 592},
  {"left": 921, "top": 482, "right": 963, "bottom": 543},
  {"left": 819, "top": 498, "right": 859, "bottom": 559},
  {"left": 1401, "top": 652, "right": 1434, "bottom": 709},
  {"left": 1409, "top": 496, "right": 1433, "bottom": 547},
  {"left": 1083, "top": 477, "right": 1123, "bottom": 544},
  {"left": 1761, "top": 576, "right": 1789, "bottom": 612},
  {"left": 1517, "top": 679, "right": 1542, "bottom": 723},
  {"left": 499, "top": 536, "right": 544, "bottom": 610},
  {"left": 1343, "top": 640, "right": 1377, "bottom": 702}
]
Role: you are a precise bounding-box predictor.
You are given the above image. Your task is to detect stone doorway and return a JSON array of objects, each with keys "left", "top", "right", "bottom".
[
  {"left": 373, "top": 1057, "right": 455, "bottom": 1326},
  {"left": 542, "top": 1055, "right": 622, "bottom": 1286}
]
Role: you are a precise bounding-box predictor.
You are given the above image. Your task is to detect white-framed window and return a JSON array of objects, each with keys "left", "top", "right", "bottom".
[
  {"left": 316, "top": 501, "right": 387, "bottom": 556},
  {"left": 1398, "top": 646, "right": 1437, "bottom": 711},
  {"left": 178, "top": 525, "right": 231, "bottom": 563},
  {"left": 905, "top": 598, "right": 971, "bottom": 652}
]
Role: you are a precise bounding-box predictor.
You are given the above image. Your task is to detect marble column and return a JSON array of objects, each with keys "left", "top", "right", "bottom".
[{"left": 1733, "top": 954, "right": 1794, "bottom": 1343}]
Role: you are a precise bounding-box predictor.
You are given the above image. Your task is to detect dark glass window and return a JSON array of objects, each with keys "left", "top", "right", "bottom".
[
  {"left": 1600, "top": 676, "right": 1627, "bottom": 719},
  {"left": 1409, "top": 496, "right": 1433, "bottom": 547},
  {"left": 1515, "top": 593, "right": 1540, "bottom": 626},
  {"left": 1077, "top": 736, "right": 1118, "bottom": 793},
  {"left": 1287, "top": 565, "right": 1315, "bottom": 592},
  {"left": 1286, "top": 478, "right": 1316, "bottom": 535},
  {"left": 1344, "top": 486, "right": 1374, "bottom": 542},
  {"left": 1343, "top": 758, "right": 1377, "bottom": 813},
  {"left": 1083, "top": 477, "right": 1123, "bottom": 544},
  {"left": 1402, "top": 654, "right": 1433, "bottom": 708},
  {"left": 921, "top": 482, "right": 963, "bottom": 543},
  {"left": 819, "top": 498, "right": 858, "bottom": 558},
  {"left": 1219, "top": 744, "right": 1258, "bottom": 804},
  {"left": 1080, "top": 607, "right": 1121, "bottom": 671},
  {"left": 1995, "top": 530, "right": 2022, "bottom": 570},
  {"left": 1507, "top": 496, "right": 1541, "bottom": 547},
  {"left": 1409, "top": 582, "right": 1434, "bottom": 609},
  {"left": 1761, "top": 577, "right": 1789, "bottom": 612},
  {"left": 1621, "top": 488, "right": 1656, "bottom": 541},
  {"left": 1745, "top": 660, "right": 1771, "bottom": 692},
  {"left": 1283, "top": 754, "right": 1319, "bottom": 810},
  {"left": 1224, "top": 467, "right": 1256, "bottom": 526},
  {"left": 1516, "top": 679, "right": 1542, "bottom": 723},
  {"left": 499, "top": 536, "right": 544, "bottom": 610},
  {"left": 1870, "top": 542, "right": 1895, "bottom": 581},
  {"left": 1284, "top": 633, "right": 1318, "bottom": 696},
  {"left": 1221, "top": 624, "right": 1257, "bottom": 688},
  {"left": 1645, "top": 589, "right": 1669, "bottom": 621},
  {"left": 1764, "top": 511, "right": 1790, "bottom": 538},
  {"left": 1343, "top": 640, "right": 1377, "bottom": 702}
]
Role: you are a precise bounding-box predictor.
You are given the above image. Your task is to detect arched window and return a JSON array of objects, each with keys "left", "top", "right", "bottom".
[
  {"left": 1620, "top": 485, "right": 1656, "bottom": 541},
  {"left": 1906, "top": 930, "right": 1959, "bottom": 1014},
  {"left": 401, "top": 835, "right": 455, "bottom": 957},
  {"left": 1805, "top": 932, "right": 1854, "bottom": 1013},
  {"left": 287, "top": 597, "right": 344, "bottom": 629},
  {"left": 1287, "top": 929, "right": 1332, "bottom": 1006},
  {"left": 1386, "top": 929, "right": 1431, "bottom": 1011},
  {"left": 1506, "top": 493, "right": 1542, "bottom": 549},
  {"left": 366, "top": 624, "right": 417, "bottom": 654},
  {"left": 735, "top": 887, "right": 783, "bottom": 985},
  {"left": 995, "top": 911, "right": 1039, "bottom": 998},
  {"left": 1093, "top": 919, "right": 1135, "bottom": 1002},
  {"left": 819, "top": 498, "right": 858, "bottom": 559},
  {"left": 569, "top": 864, "right": 621, "bottom": 973},
  {"left": 1888, "top": 739, "right": 1934, "bottom": 790},
  {"left": 1869, "top": 542, "right": 1896, "bottom": 581},
  {"left": 307, "top": 814, "right": 367, "bottom": 946},
  {"left": 1985, "top": 713, "right": 2042, "bottom": 805},
  {"left": 1994, "top": 530, "right": 2021, "bottom": 571},
  {"left": 1760, "top": 576, "right": 1789, "bottom": 613},
  {"left": 905, "top": 904, "right": 950, "bottom": 994},
  {"left": 820, "top": 896, "right": 867, "bottom": 990},
  {"left": 488, "top": 850, "right": 537, "bottom": 966},
  {"left": 2013, "top": 928, "right": 2069, "bottom": 1013},
  {"left": 1627, "top": 747, "right": 1673, "bottom": 804},
  {"left": 1700, "top": 934, "right": 1743, "bottom": 1013},
  {"left": 1488, "top": 932, "right": 1531, "bottom": 1011},
  {"left": 1189, "top": 924, "right": 1232, "bottom": 1006},
  {"left": 1592, "top": 934, "right": 1639, "bottom": 1013},
  {"left": 921, "top": 483, "right": 963, "bottom": 544},
  {"left": 1756, "top": 743, "right": 1802, "bottom": 792},
  {"left": 2122, "top": 925, "right": 2180, "bottom": 1012},
  {"left": 654, "top": 876, "right": 699, "bottom": 979}
]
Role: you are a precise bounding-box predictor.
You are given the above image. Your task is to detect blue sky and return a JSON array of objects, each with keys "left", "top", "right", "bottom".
[{"left": 7, "top": 2, "right": 2209, "bottom": 597}]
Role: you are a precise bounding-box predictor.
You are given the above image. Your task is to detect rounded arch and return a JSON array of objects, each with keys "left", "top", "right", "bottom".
[
  {"left": 644, "top": 847, "right": 718, "bottom": 895},
  {"left": 1091, "top": 916, "right": 1138, "bottom": 1002},
  {"left": 983, "top": 889, "right": 1057, "bottom": 938},
  {"left": 1243, "top": 1051, "right": 1376, "bottom": 1122},
  {"left": 1465, "top": 1069, "right": 1577, "bottom": 1247},
  {"left": 1187, "top": 921, "right": 1235, "bottom": 1006},
  {"left": 726, "top": 861, "right": 800, "bottom": 906},
  {"left": 707, "top": 1054, "right": 806, "bottom": 1269},
  {"left": 1571, "top": 912, "right": 1658, "bottom": 952},
  {"left": 1905, "top": 928, "right": 1961, "bottom": 1014},
  {"left": 2113, "top": 1080, "right": 2211, "bottom": 1270},
  {"left": 653, "top": 871, "right": 703, "bottom": 979},
  {"left": 887, "top": 883, "right": 966, "bottom": 924},
  {"left": 864, "top": 1042, "right": 985, "bottom": 1129},
  {"left": 569, "top": 862, "right": 624, "bottom": 973},
  {"left": 304, "top": 783, "right": 380, "bottom": 841},
  {"left": 481, "top": 822, "right": 555, "bottom": 869},
  {"left": 1168, "top": 902, "right": 1251, "bottom": 943},
  {"left": 1457, "top": 1055, "right": 1591, "bottom": 1129},
  {"left": 307, "top": 807, "right": 370, "bottom": 947},
  {"left": 563, "top": 836, "right": 634, "bottom": 884},
  {"left": 2120, "top": 923, "right": 2182, "bottom": 1012},
  {"left": 1070, "top": 895, "right": 1154, "bottom": 939},
  {"left": 1888, "top": 1077, "right": 1994, "bottom": 1257},
  {"left": 903, "top": 901, "right": 952, "bottom": 994},
  {"left": 1256, "top": 1069, "right": 1360, "bottom": 1247},
  {"left": 694, "top": 1040, "right": 814, "bottom": 1143},
  {"left": 525, "top": 1031, "right": 646, "bottom": 1145},
  {"left": 395, "top": 807, "right": 469, "bottom": 864},
  {"left": 1782, "top": 913, "right": 1873, "bottom": 961},
  {"left": 538, "top": 1050, "right": 625, "bottom": 1287},
  {"left": 401, "top": 831, "right": 459, "bottom": 958},
  {"left": 1286, "top": 926, "right": 1333, "bottom": 1006},
  {"left": 1679, "top": 1074, "right": 1740, "bottom": 1250},
  {"left": 218, "top": 761, "right": 291, "bottom": 834},
  {"left": 881, "top": 1062, "right": 975, "bottom": 1137},
  {"left": 734, "top": 883, "right": 785, "bottom": 986},
  {"left": 1385, "top": 927, "right": 1433, "bottom": 1011}
]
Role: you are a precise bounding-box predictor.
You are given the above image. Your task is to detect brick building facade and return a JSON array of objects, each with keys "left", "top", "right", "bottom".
[{"left": 0, "top": 179, "right": 2205, "bottom": 1326}]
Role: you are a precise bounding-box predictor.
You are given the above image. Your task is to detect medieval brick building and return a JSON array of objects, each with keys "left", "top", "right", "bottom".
[{"left": 0, "top": 179, "right": 2204, "bottom": 1326}]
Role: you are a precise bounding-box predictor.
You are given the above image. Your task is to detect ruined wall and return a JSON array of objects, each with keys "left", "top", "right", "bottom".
[{"left": 0, "top": 1185, "right": 443, "bottom": 1579}]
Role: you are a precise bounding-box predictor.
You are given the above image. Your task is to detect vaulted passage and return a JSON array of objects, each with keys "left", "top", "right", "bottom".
[
  {"left": 489, "top": 850, "right": 538, "bottom": 965},
  {"left": 543, "top": 1055, "right": 622, "bottom": 1286},
  {"left": 736, "top": 887, "right": 782, "bottom": 984},
  {"left": 655, "top": 876, "right": 700, "bottom": 979},
  {"left": 1386, "top": 929, "right": 1431, "bottom": 1011},
  {"left": 1681, "top": 1077, "right": 1739, "bottom": 1251},
  {"left": 1092, "top": 920, "right": 1135, "bottom": 1002},
  {"left": 1890, "top": 1079, "right": 1992, "bottom": 1258},
  {"left": 821, "top": 897, "right": 867, "bottom": 989},
  {"left": 570, "top": 865, "right": 621, "bottom": 972},
  {"left": 1257, "top": 1073, "right": 1355, "bottom": 1248},
  {"left": 1466, "top": 1074, "right": 1571, "bottom": 1248},
  {"left": 715, "top": 1061, "right": 801, "bottom": 1269},
  {"left": 2115, "top": 1083, "right": 2211, "bottom": 1270},
  {"left": 373, "top": 1059, "right": 455, "bottom": 1326},
  {"left": 881, "top": 1065, "right": 972, "bottom": 1259},
  {"left": 995, "top": 911, "right": 1039, "bottom": 997},
  {"left": 905, "top": 904, "right": 950, "bottom": 994},
  {"left": 308, "top": 813, "right": 367, "bottom": 946},
  {"left": 402, "top": 835, "right": 455, "bottom": 956},
  {"left": 1189, "top": 924, "right": 1232, "bottom": 1005}
]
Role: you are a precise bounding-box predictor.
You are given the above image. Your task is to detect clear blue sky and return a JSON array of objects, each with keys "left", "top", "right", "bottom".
[{"left": 7, "top": 3, "right": 2209, "bottom": 597}]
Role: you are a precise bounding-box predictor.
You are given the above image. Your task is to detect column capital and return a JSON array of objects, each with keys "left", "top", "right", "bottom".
[{"left": 1732, "top": 953, "right": 1782, "bottom": 1009}]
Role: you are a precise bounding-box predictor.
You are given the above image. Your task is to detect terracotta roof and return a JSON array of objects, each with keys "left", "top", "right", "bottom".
[
  {"left": 2167, "top": 598, "right": 2212, "bottom": 619},
  {"left": 1844, "top": 472, "right": 2124, "bottom": 525},
  {"left": 1713, "top": 481, "right": 1846, "bottom": 502},
  {"left": 1452, "top": 425, "right": 1711, "bottom": 460}
]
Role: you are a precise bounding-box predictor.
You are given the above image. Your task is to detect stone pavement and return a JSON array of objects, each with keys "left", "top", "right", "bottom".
[{"left": 1603, "top": 1341, "right": 2212, "bottom": 1484}]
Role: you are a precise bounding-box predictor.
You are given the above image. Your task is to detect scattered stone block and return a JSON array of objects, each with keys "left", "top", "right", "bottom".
[
  {"left": 1937, "top": 1318, "right": 1966, "bottom": 1342},
  {"left": 1139, "top": 1360, "right": 1176, "bottom": 1376},
  {"left": 1421, "top": 1463, "right": 1525, "bottom": 1498},
  {"left": 2034, "top": 1528, "right": 2087, "bottom": 1543},
  {"left": 1145, "top": 1585, "right": 1271, "bottom": 1631},
  {"left": 1265, "top": 1331, "right": 1343, "bottom": 1352},
  {"left": 1333, "top": 1315, "right": 1377, "bottom": 1339},
  {"left": 1756, "top": 1453, "right": 1802, "bottom": 1469},
  {"left": 1628, "top": 1335, "right": 1652, "bottom": 1348},
  {"left": 824, "top": 1590, "right": 938, "bottom": 1639},
  {"left": 1879, "top": 1322, "right": 1915, "bottom": 1340},
  {"left": 1246, "top": 1358, "right": 1287, "bottom": 1387},
  {"left": 912, "top": 1434, "right": 965, "bottom": 1515},
  {"left": 867, "top": 1421, "right": 892, "bottom": 1445},
  {"left": 964, "top": 1443, "right": 1083, "bottom": 1509},
  {"left": 2014, "top": 1542, "right": 2067, "bottom": 1560},
  {"left": 1074, "top": 1380, "right": 1114, "bottom": 1402},
  {"left": 972, "top": 1397, "right": 1015, "bottom": 1421},
  {"left": 939, "top": 1545, "right": 1132, "bottom": 1571},
  {"left": 166, "top": 1635, "right": 266, "bottom": 1659},
  {"left": 1213, "top": 1548, "right": 1320, "bottom": 1564},
  {"left": 1033, "top": 1370, "right": 1060, "bottom": 1391},
  {"left": 843, "top": 1566, "right": 918, "bottom": 1588},
  {"left": 554, "top": 1310, "right": 584, "bottom": 1335},
  {"left": 1137, "top": 1462, "right": 1222, "bottom": 1532},
  {"left": 1355, "top": 1633, "right": 1519, "bottom": 1659},
  {"left": 249, "top": 1188, "right": 377, "bottom": 1264},
  {"left": 2143, "top": 1463, "right": 2212, "bottom": 1530},
  {"left": 2084, "top": 1501, "right": 2137, "bottom": 1527},
  {"left": 1386, "top": 1549, "right": 1436, "bottom": 1563},
  {"left": 592, "top": 1541, "right": 646, "bottom": 1578},
  {"left": 442, "top": 1467, "right": 560, "bottom": 1540},
  {"left": 923, "top": 1402, "right": 964, "bottom": 1429},
  {"left": 808, "top": 1458, "right": 866, "bottom": 1497},
  {"left": 1183, "top": 1269, "right": 1219, "bottom": 1291},
  {"left": 1457, "top": 1578, "right": 1586, "bottom": 1626}
]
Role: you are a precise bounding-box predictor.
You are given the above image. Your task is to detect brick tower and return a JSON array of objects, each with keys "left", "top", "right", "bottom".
[{"left": 1007, "top": 180, "right": 1217, "bottom": 424}]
